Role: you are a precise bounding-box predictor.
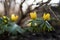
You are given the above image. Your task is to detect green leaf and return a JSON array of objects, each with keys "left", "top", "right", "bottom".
[
  {"left": 7, "top": 23, "right": 24, "bottom": 34},
  {"left": 2, "top": 25, "right": 7, "bottom": 31},
  {"left": 45, "top": 21, "right": 54, "bottom": 31},
  {"left": 16, "top": 26, "right": 25, "bottom": 33},
  {"left": 45, "top": 21, "right": 52, "bottom": 28}
]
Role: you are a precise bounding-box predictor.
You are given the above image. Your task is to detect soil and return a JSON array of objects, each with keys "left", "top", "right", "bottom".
[{"left": 0, "top": 25, "right": 60, "bottom": 40}]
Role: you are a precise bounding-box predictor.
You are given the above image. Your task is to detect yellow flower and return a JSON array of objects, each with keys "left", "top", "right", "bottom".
[
  {"left": 11, "top": 14, "right": 18, "bottom": 22},
  {"left": 34, "top": 23, "right": 37, "bottom": 26},
  {"left": 27, "top": 22, "right": 37, "bottom": 27},
  {"left": 27, "top": 22, "right": 31, "bottom": 27},
  {"left": 3, "top": 16, "right": 7, "bottom": 19},
  {"left": 43, "top": 13, "right": 50, "bottom": 21},
  {"left": 30, "top": 11, "right": 37, "bottom": 20},
  {"left": 4, "top": 20, "right": 8, "bottom": 23}
]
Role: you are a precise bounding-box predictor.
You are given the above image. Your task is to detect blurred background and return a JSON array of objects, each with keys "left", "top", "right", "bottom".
[{"left": 0, "top": 0, "right": 59, "bottom": 15}]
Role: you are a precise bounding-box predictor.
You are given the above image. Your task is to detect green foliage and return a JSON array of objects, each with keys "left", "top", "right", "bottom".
[
  {"left": 0, "top": 15, "right": 55, "bottom": 35},
  {"left": 40, "top": 21, "right": 54, "bottom": 32},
  {"left": 6, "top": 23, "right": 24, "bottom": 34},
  {"left": 25, "top": 18, "right": 54, "bottom": 32},
  {"left": 0, "top": 17, "right": 25, "bottom": 35}
]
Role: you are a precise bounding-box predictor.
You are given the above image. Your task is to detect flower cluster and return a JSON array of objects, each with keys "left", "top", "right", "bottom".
[
  {"left": 26, "top": 11, "right": 54, "bottom": 32},
  {"left": 0, "top": 12, "right": 54, "bottom": 34},
  {"left": 0, "top": 14, "right": 24, "bottom": 35},
  {"left": 30, "top": 11, "right": 50, "bottom": 21}
]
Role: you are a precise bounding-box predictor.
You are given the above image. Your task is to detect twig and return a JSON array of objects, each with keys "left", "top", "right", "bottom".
[{"left": 48, "top": 6, "right": 60, "bottom": 20}]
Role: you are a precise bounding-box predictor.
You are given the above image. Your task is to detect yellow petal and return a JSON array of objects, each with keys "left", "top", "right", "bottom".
[
  {"left": 46, "top": 13, "right": 50, "bottom": 20},
  {"left": 30, "top": 12, "right": 33, "bottom": 19},
  {"left": 34, "top": 12, "right": 37, "bottom": 18},
  {"left": 30, "top": 11, "right": 37, "bottom": 19},
  {"left": 43, "top": 13, "right": 46, "bottom": 20},
  {"left": 43, "top": 13, "right": 50, "bottom": 21},
  {"left": 15, "top": 16, "right": 19, "bottom": 21},
  {"left": 11, "top": 14, "right": 18, "bottom": 21}
]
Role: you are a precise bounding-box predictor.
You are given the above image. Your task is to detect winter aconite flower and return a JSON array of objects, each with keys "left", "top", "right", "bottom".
[
  {"left": 34, "top": 23, "right": 37, "bottom": 26},
  {"left": 43, "top": 13, "right": 50, "bottom": 21},
  {"left": 2, "top": 16, "right": 8, "bottom": 24},
  {"left": 3, "top": 20, "right": 8, "bottom": 24},
  {"left": 11, "top": 14, "right": 18, "bottom": 22},
  {"left": 27, "top": 22, "right": 37, "bottom": 27},
  {"left": 30, "top": 11, "right": 37, "bottom": 20},
  {"left": 27, "top": 22, "right": 31, "bottom": 27},
  {"left": 2, "top": 16, "right": 7, "bottom": 19}
]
